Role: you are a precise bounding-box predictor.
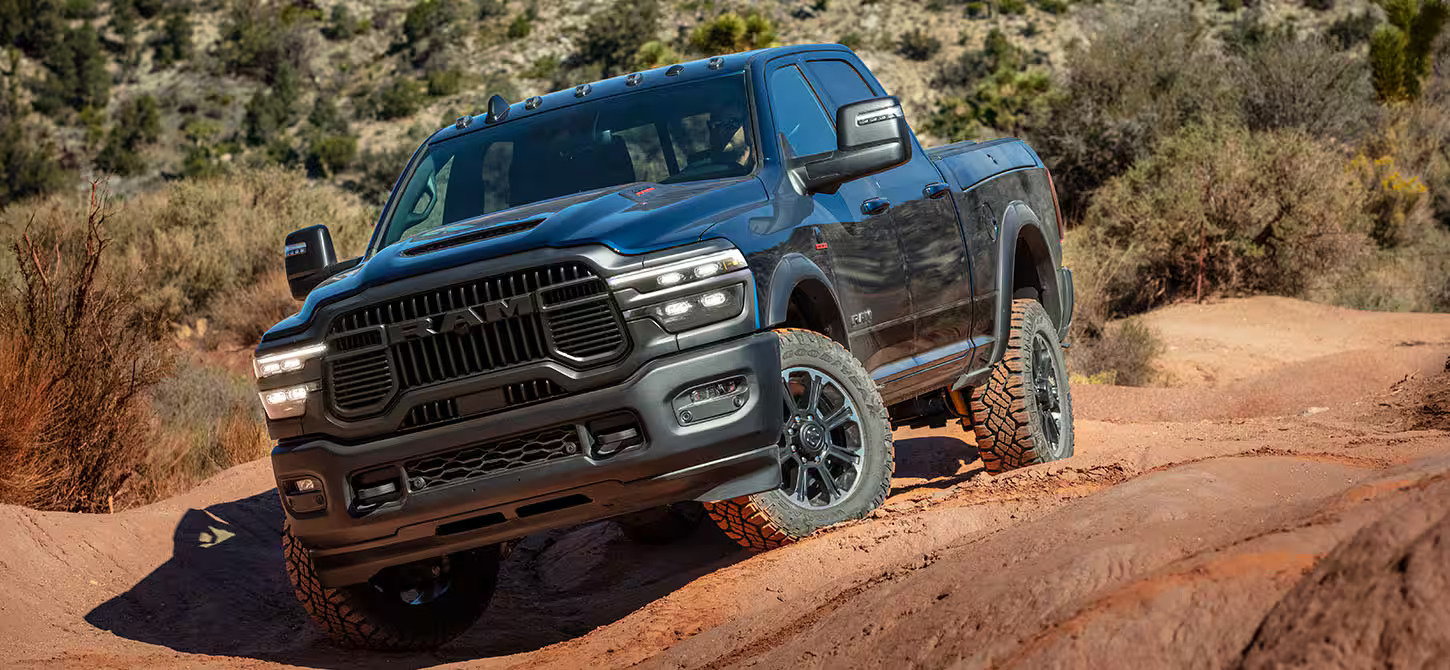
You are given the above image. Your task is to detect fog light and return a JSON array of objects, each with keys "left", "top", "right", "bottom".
[
  {"left": 673, "top": 376, "right": 750, "bottom": 425},
  {"left": 282, "top": 477, "right": 326, "bottom": 514},
  {"left": 663, "top": 300, "right": 693, "bottom": 317},
  {"left": 259, "top": 382, "right": 317, "bottom": 419},
  {"left": 647, "top": 283, "right": 746, "bottom": 333}
]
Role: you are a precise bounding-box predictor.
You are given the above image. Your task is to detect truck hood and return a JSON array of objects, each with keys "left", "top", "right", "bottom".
[{"left": 265, "top": 176, "right": 767, "bottom": 341}]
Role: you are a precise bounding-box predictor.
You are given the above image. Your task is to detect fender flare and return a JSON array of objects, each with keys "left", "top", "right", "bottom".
[
  {"left": 763, "top": 253, "right": 847, "bottom": 344},
  {"left": 983, "top": 202, "right": 1064, "bottom": 370}
]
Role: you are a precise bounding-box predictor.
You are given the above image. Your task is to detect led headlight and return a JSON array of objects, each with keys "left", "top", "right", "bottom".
[
  {"left": 253, "top": 343, "right": 327, "bottom": 379},
  {"left": 610, "top": 249, "right": 747, "bottom": 293},
  {"left": 259, "top": 383, "right": 319, "bottom": 420},
  {"left": 648, "top": 283, "right": 746, "bottom": 332}
]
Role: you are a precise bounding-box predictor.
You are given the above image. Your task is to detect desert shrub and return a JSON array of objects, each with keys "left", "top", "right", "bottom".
[
  {"left": 1328, "top": 10, "right": 1381, "bottom": 49},
  {"left": 242, "top": 65, "right": 302, "bottom": 145},
  {"left": 0, "top": 69, "right": 66, "bottom": 207},
  {"left": 1305, "top": 0, "right": 1335, "bottom": 9},
  {"left": 571, "top": 0, "right": 659, "bottom": 77},
  {"left": 1233, "top": 35, "right": 1376, "bottom": 138},
  {"left": 426, "top": 68, "right": 463, "bottom": 96},
  {"left": 151, "top": 10, "right": 192, "bottom": 67},
  {"left": 1026, "top": 8, "right": 1238, "bottom": 217},
  {"left": 1369, "top": 0, "right": 1449, "bottom": 101},
  {"left": 307, "top": 96, "right": 348, "bottom": 135},
  {"left": 522, "top": 54, "right": 559, "bottom": 79},
  {"left": 1034, "top": 0, "right": 1069, "bottom": 14},
  {"left": 347, "top": 142, "right": 416, "bottom": 204},
  {"left": 208, "top": 270, "right": 294, "bottom": 347},
  {"left": 634, "top": 40, "right": 680, "bottom": 69},
  {"left": 376, "top": 77, "right": 423, "bottom": 119},
  {"left": 95, "top": 94, "right": 162, "bottom": 176},
  {"left": 402, "top": 0, "right": 470, "bottom": 63},
  {"left": 1, "top": 0, "right": 64, "bottom": 57},
  {"left": 898, "top": 28, "right": 942, "bottom": 61},
  {"left": 216, "top": 0, "right": 308, "bottom": 79},
  {"left": 939, "top": 28, "right": 1027, "bottom": 87},
  {"left": 306, "top": 132, "right": 357, "bottom": 177},
  {"left": 1068, "top": 317, "right": 1163, "bottom": 387},
  {"left": 33, "top": 23, "right": 111, "bottom": 114},
  {"left": 0, "top": 183, "right": 172, "bottom": 513},
  {"left": 1081, "top": 123, "right": 1373, "bottom": 312},
  {"left": 133, "top": 354, "right": 269, "bottom": 504},
  {"left": 929, "top": 68, "right": 1051, "bottom": 139},
  {"left": 999, "top": 0, "right": 1027, "bottom": 14},
  {"left": 322, "top": 4, "right": 364, "bottom": 39},
  {"left": 507, "top": 12, "right": 532, "bottom": 39},
  {"left": 688, "top": 11, "right": 775, "bottom": 55}
]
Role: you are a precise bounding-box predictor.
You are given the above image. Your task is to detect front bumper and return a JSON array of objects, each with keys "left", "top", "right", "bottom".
[{"left": 273, "top": 331, "right": 784, "bottom": 587}]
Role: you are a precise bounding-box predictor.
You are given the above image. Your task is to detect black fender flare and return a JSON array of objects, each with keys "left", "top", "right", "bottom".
[
  {"left": 983, "top": 202, "right": 1065, "bottom": 371},
  {"left": 763, "top": 253, "right": 848, "bottom": 344}
]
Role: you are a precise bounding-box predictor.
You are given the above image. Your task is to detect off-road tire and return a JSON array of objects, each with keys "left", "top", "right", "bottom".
[
  {"left": 705, "top": 328, "right": 893, "bottom": 551},
  {"left": 968, "top": 298, "right": 1074, "bottom": 475},
  {"left": 283, "top": 526, "right": 500, "bottom": 650},
  {"left": 616, "top": 502, "right": 708, "bottom": 544}
]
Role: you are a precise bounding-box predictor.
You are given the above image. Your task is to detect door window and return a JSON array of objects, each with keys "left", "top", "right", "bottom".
[
  {"left": 804, "top": 59, "right": 876, "bottom": 113},
  {"left": 768, "top": 65, "right": 837, "bottom": 158}
]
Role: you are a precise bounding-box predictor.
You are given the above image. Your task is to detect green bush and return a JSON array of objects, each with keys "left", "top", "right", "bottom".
[
  {"left": 426, "top": 68, "right": 463, "bottom": 96},
  {"left": 634, "top": 40, "right": 681, "bottom": 69},
  {"left": 216, "top": 0, "right": 307, "bottom": 79},
  {"left": 522, "top": 55, "right": 559, "bottom": 79},
  {"left": 322, "top": 4, "right": 364, "bottom": 40},
  {"left": 376, "top": 77, "right": 423, "bottom": 119},
  {"left": 999, "top": 0, "right": 1027, "bottom": 15},
  {"left": 0, "top": 72, "right": 65, "bottom": 207},
  {"left": 1025, "top": 9, "right": 1238, "bottom": 217},
  {"left": 306, "top": 133, "right": 358, "bottom": 177},
  {"left": 897, "top": 28, "right": 942, "bottom": 61},
  {"left": 929, "top": 68, "right": 1051, "bottom": 139},
  {"left": 689, "top": 11, "right": 775, "bottom": 56},
  {"left": 1080, "top": 123, "right": 1373, "bottom": 312},
  {"left": 1, "top": 0, "right": 64, "bottom": 57},
  {"left": 33, "top": 23, "right": 110, "bottom": 114},
  {"left": 1368, "top": 0, "right": 1448, "bottom": 101},
  {"left": 151, "top": 11, "right": 193, "bottom": 68},
  {"left": 573, "top": 0, "right": 660, "bottom": 77},
  {"left": 507, "top": 12, "right": 531, "bottom": 39},
  {"left": 307, "top": 96, "right": 349, "bottom": 134},
  {"left": 1067, "top": 317, "right": 1162, "bottom": 387},
  {"left": 95, "top": 94, "right": 161, "bottom": 176},
  {"left": 242, "top": 63, "right": 300, "bottom": 145}
]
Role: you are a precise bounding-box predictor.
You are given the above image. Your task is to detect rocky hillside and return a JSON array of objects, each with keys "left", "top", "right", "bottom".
[{"left": 1, "top": 0, "right": 1390, "bottom": 207}]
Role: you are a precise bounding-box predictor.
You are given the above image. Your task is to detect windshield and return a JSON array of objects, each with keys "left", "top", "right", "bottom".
[{"left": 377, "top": 74, "right": 755, "bottom": 250}]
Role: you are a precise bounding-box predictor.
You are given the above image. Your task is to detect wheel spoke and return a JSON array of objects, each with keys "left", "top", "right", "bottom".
[
  {"left": 823, "top": 404, "right": 855, "bottom": 431},
  {"left": 794, "top": 461, "right": 810, "bottom": 502},
  {"left": 825, "top": 444, "right": 859, "bottom": 464},
  {"left": 782, "top": 378, "right": 798, "bottom": 414},
  {"left": 814, "top": 464, "right": 841, "bottom": 500},
  {"left": 804, "top": 373, "right": 824, "bottom": 416}
]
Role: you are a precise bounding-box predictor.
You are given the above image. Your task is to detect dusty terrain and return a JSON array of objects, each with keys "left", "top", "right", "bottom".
[{"left": 2, "top": 296, "right": 1448, "bottom": 669}]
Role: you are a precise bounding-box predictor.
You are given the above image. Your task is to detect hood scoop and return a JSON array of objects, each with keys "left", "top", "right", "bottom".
[{"left": 401, "top": 218, "right": 544, "bottom": 256}]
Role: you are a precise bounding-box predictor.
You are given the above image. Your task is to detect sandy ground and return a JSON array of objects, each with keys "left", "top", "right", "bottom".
[{"left": 1, "top": 296, "right": 1448, "bottom": 669}]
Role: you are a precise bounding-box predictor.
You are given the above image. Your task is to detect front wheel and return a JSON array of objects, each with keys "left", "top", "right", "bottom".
[
  {"left": 283, "top": 527, "right": 500, "bottom": 650},
  {"left": 706, "top": 328, "right": 894, "bottom": 551}
]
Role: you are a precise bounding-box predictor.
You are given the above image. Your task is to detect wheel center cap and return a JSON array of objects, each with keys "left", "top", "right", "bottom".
[{"left": 798, "top": 421, "right": 826, "bottom": 455}]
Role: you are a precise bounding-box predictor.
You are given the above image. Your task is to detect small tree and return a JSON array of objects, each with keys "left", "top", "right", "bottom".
[
  {"left": 152, "top": 11, "right": 193, "bottom": 68},
  {"left": 95, "top": 94, "right": 161, "bottom": 176},
  {"left": 897, "top": 28, "right": 942, "bottom": 61},
  {"left": 689, "top": 11, "right": 775, "bottom": 56},
  {"left": 1369, "top": 0, "right": 1449, "bottom": 101},
  {"left": 306, "top": 133, "right": 357, "bottom": 177}
]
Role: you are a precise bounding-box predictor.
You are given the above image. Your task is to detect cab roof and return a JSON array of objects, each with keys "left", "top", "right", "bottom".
[{"left": 427, "top": 44, "right": 853, "bottom": 145}]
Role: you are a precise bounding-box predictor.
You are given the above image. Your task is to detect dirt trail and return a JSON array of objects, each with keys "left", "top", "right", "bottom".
[{"left": 2, "top": 296, "right": 1448, "bottom": 669}]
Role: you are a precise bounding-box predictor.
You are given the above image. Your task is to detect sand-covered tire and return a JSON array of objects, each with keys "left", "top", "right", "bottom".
[
  {"left": 615, "top": 502, "right": 708, "bottom": 544},
  {"left": 969, "top": 298, "right": 1074, "bottom": 475},
  {"left": 706, "top": 328, "right": 893, "bottom": 551},
  {"left": 283, "top": 526, "right": 500, "bottom": 650}
]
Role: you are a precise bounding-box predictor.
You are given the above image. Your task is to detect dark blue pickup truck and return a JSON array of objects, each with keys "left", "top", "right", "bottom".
[{"left": 255, "top": 44, "right": 1074, "bottom": 649}]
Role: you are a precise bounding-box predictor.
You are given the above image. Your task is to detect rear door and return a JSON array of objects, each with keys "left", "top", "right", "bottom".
[
  {"left": 766, "top": 61, "right": 914, "bottom": 375},
  {"left": 802, "top": 56, "right": 974, "bottom": 384}
]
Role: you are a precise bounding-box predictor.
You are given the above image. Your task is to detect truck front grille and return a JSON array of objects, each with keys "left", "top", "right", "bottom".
[
  {"left": 404, "top": 425, "right": 581, "bottom": 491},
  {"left": 323, "top": 262, "right": 627, "bottom": 419}
]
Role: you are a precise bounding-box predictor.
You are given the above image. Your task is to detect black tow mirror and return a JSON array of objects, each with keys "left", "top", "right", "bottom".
[
  {"left": 285, "top": 225, "right": 338, "bottom": 300},
  {"left": 792, "top": 96, "right": 912, "bottom": 195}
]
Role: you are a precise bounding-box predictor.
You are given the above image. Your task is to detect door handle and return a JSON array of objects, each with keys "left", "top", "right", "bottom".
[
  {"left": 861, "top": 197, "right": 891, "bottom": 216},
  {"left": 923, "top": 182, "right": 950, "bottom": 199}
]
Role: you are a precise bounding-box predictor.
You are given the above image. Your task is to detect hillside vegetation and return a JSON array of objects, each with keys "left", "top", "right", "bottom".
[{"left": 0, "top": 0, "right": 1446, "bottom": 510}]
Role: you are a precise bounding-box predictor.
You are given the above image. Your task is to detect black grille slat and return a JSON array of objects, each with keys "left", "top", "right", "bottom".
[
  {"left": 404, "top": 425, "right": 579, "bottom": 490},
  {"left": 326, "top": 263, "right": 627, "bottom": 418}
]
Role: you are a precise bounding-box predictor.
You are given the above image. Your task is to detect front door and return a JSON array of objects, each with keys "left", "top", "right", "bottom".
[{"left": 766, "top": 61, "right": 914, "bottom": 376}]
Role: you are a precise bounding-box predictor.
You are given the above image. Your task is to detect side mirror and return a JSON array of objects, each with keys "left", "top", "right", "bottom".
[
  {"left": 792, "top": 96, "right": 912, "bottom": 195},
  {"left": 285, "top": 225, "right": 338, "bottom": 300}
]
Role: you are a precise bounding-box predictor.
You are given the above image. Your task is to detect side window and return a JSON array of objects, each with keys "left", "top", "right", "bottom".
[
  {"left": 804, "top": 59, "right": 876, "bottom": 113},
  {"left": 768, "top": 65, "right": 837, "bottom": 158}
]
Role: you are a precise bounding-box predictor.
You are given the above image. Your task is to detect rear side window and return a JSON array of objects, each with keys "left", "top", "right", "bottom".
[
  {"left": 804, "top": 59, "right": 876, "bottom": 113},
  {"left": 768, "top": 65, "right": 837, "bottom": 158}
]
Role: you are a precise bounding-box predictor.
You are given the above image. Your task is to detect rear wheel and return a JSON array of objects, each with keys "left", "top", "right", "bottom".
[
  {"left": 283, "top": 527, "right": 500, "bottom": 650},
  {"left": 968, "top": 298, "right": 1074, "bottom": 474},
  {"left": 706, "top": 328, "right": 893, "bottom": 551}
]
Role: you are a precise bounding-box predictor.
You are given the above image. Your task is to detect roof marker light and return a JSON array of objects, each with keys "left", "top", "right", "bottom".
[
  {"left": 707, "top": 57, "right": 724, "bottom": 70},
  {"left": 665, "top": 64, "right": 685, "bottom": 76},
  {"left": 454, "top": 115, "right": 472, "bottom": 129},
  {"left": 525, "top": 96, "right": 542, "bottom": 110},
  {"left": 575, "top": 83, "right": 592, "bottom": 98},
  {"left": 626, "top": 72, "right": 643, "bottom": 86}
]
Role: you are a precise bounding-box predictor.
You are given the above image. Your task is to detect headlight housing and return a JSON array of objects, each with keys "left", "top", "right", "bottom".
[
  {"left": 258, "top": 382, "right": 318, "bottom": 419},
  {"left": 608, "top": 249, "right": 747, "bottom": 294},
  {"left": 646, "top": 284, "right": 746, "bottom": 333},
  {"left": 253, "top": 343, "right": 327, "bottom": 379}
]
